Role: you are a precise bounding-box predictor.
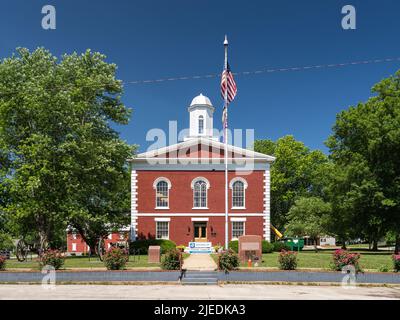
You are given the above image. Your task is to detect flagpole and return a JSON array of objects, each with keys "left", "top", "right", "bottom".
[{"left": 224, "top": 35, "right": 229, "bottom": 250}]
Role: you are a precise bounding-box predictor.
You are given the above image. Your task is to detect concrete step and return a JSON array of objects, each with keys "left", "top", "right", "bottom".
[{"left": 181, "top": 271, "right": 218, "bottom": 285}]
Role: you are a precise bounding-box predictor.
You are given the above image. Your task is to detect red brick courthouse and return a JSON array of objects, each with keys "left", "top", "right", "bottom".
[
  {"left": 129, "top": 94, "right": 274, "bottom": 247},
  {"left": 67, "top": 94, "right": 274, "bottom": 253}
]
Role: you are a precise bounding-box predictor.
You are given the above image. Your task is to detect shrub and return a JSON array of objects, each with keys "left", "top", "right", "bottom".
[
  {"left": 161, "top": 249, "right": 181, "bottom": 270},
  {"left": 129, "top": 239, "right": 176, "bottom": 254},
  {"left": 228, "top": 240, "right": 238, "bottom": 253},
  {"left": 218, "top": 250, "right": 240, "bottom": 272},
  {"left": 103, "top": 247, "right": 129, "bottom": 270},
  {"left": 393, "top": 254, "right": 400, "bottom": 272},
  {"left": 262, "top": 241, "right": 274, "bottom": 253},
  {"left": 278, "top": 250, "right": 298, "bottom": 270},
  {"left": 40, "top": 249, "right": 65, "bottom": 270},
  {"left": 0, "top": 255, "right": 6, "bottom": 271},
  {"left": 378, "top": 265, "right": 389, "bottom": 273},
  {"left": 176, "top": 245, "right": 186, "bottom": 252},
  {"left": 330, "top": 249, "right": 361, "bottom": 272},
  {"left": 273, "top": 242, "right": 291, "bottom": 252}
]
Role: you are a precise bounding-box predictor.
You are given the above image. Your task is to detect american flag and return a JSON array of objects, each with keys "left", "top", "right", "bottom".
[
  {"left": 220, "top": 63, "right": 237, "bottom": 104},
  {"left": 221, "top": 63, "right": 237, "bottom": 129}
]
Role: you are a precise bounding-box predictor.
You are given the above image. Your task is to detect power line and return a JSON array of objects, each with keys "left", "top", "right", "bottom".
[{"left": 125, "top": 57, "right": 400, "bottom": 85}]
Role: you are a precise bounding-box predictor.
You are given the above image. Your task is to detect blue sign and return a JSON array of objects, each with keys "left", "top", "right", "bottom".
[{"left": 188, "top": 242, "right": 212, "bottom": 254}]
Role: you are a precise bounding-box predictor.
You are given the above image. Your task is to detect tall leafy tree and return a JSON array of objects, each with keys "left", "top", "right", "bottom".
[
  {"left": 0, "top": 48, "right": 135, "bottom": 251},
  {"left": 254, "top": 135, "right": 329, "bottom": 231},
  {"left": 326, "top": 70, "right": 400, "bottom": 253},
  {"left": 285, "top": 197, "right": 331, "bottom": 252}
]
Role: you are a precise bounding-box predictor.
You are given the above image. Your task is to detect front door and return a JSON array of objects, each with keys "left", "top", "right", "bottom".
[{"left": 193, "top": 222, "right": 207, "bottom": 242}]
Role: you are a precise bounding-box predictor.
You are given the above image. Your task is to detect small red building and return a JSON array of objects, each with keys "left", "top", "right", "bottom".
[
  {"left": 66, "top": 227, "right": 129, "bottom": 255},
  {"left": 129, "top": 94, "right": 274, "bottom": 247}
]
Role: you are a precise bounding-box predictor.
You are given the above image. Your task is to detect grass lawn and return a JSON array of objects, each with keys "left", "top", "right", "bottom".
[
  {"left": 4, "top": 255, "right": 159, "bottom": 270},
  {"left": 251, "top": 250, "right": 393, "bottom": 271},
  {"left": 214, "top": 249, "right": 394, "bottom": 271}
]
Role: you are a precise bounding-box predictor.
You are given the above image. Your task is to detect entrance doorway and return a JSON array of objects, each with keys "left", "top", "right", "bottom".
[{"left": 193, "top": 222, "right": 207, "bottom": 242}]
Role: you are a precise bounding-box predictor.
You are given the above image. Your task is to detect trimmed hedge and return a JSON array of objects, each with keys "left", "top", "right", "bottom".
[
  {"left": 129, "top": 239, "right": 176, "bottom": 255},
  {"left": 272, "top": 241, "right": 291, "bottom": 252},
  {"left": 229, "top": 240, "right": 275, "bottom": 254},
  {"left": 228, "top": 240, "right": 239, "bottom": 253},
  {"left": 262, "top": 241, "right": 274, "bottom": 253}
]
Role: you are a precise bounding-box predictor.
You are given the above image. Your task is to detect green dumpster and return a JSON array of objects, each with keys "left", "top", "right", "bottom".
[{"left": 284, "top": 237, "right": 304, "bottom": 251}]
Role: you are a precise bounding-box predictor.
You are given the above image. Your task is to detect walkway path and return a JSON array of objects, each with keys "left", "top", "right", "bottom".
[{"left": 182, "top": 254, "right": 217, "bottom": 271}]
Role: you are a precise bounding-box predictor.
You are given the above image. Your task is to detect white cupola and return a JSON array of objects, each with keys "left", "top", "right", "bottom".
[{"left": 185, "top": 93, "right": 217, "bottom": 140}]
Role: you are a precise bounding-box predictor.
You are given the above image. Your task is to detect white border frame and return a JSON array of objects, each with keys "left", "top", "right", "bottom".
[
  {"left": 191, "top": 177, "right": 210, "bottom": 209},
  {"left": 153, "top": 177, "right": 171, "bottom": 210},
  {"left": 229, "top": 177, "right": 248, "bottom": 209},
  {"left": 155, "top": 220, "right": 170, "bottom": 240}
]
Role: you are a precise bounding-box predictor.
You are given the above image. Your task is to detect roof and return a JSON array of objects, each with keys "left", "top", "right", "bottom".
[
  {"left": 190, "top": 93, "right": 212, "bottom": 107},
  {"left": 129, "top": 137, "right": 275, "bottom": 163}
]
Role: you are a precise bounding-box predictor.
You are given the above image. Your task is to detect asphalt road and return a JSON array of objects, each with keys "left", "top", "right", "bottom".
[{"left": 0, "top": 284, "right": 399, "bottom": 300}]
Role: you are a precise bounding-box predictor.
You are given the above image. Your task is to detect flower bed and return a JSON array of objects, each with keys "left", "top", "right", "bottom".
[
  {"left": 161, "top": 249, "right": 181, "bottom": 270},
  {"left": 103, "top": 247, "right": 129, "bottom": 270},
  {"left": 331, "top": 249, "right": 361, "bottom": 272},
  {"left": 40, "top": 249, "right": 65, "bottom": 270},
  {"left": 278, "top": 250, "right": 298, "bottom": 270},
  {"left": 219, "top": 250, "right": 240, "bottom": 271},
  {"left": 0, "top": 255, "right": 6, "bottom": 271},
  {"left": 393, "top": 254, "right": 400, "bottom": 272}
]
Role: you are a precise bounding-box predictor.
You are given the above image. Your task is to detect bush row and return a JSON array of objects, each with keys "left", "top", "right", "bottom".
[
  {"left": 129, "top": 239, "right": 176, "bottom": 255},
  {"left": 228, "top": 240, "right": 290, "bottom": 254}
]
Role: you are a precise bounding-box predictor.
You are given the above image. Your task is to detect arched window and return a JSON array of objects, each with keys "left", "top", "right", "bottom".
[
  {"left": 198, "top": 115, "right": 204, "bottom": 134},
  {"left": 191, "top": 177, "right": 210, "bottom": 208},
  {"left": 230, "top": 178, "right": 248, "bottom": 209},
  {"left": 153, "top": 178, "right": 171, "bottom": 208}
]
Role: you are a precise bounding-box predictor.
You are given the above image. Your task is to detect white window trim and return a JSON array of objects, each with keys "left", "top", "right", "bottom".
[
  {"left": 72, "top": 243, "right": 77, "bottom": 252},
  {"left": 191, "top": 177, "right": 210, "bottom": 189},
  {"left": 191, "top": 217, "right": 209, "bottom": 222},
  {"left": 198, "top": 115, "right": 204, "bottom": 135},
  {"left": 191, "top": 177, "right": 210, "bottom": 209},
  {"left": 153, "top": 177, "right": 171, "bottom": 209},
  {"left": 230, "top": 217, "right": 247, "bottom": 222},
  {"left": 229, "top": 177, "right": 248, "bottom": 210},
  {"left": 156, "top": 221, "right": 170, "bottom": 240},
  {"left": 231, "top": 221, "right": 246, "bottom": 241},
  {"left": 154, "top": 218, "right": 171, "bottom": 222}
]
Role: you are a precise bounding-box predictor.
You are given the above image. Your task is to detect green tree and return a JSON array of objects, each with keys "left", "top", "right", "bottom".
[
  {"left": 285, "top": 197, "right": 331, "bottom": 252},
  {"left": 254, "top": 135, "right": 329, "bottom": 232},
  {"left": 326, "top": 70, "right": 400, "bottom": 253},
  {"left": 0, "top": 48, "right": 135, "bottom": 251}
]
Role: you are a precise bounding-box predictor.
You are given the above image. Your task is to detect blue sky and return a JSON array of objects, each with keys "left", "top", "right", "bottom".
[{"left": 1, "top": 0, "right": 400, "bottom": 153}]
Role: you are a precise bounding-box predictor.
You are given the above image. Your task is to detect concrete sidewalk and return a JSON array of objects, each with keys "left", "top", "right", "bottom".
[
  {"left": 1, "top": 284, "right": 399, "bottom": 300},
  {"left": 182, "top": 254, "right": 217, "bottom": 271}
]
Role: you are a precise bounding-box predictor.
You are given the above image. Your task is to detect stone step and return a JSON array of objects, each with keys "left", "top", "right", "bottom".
[{"left": 181, "top": 271, "right": 218, "bottom": 285}]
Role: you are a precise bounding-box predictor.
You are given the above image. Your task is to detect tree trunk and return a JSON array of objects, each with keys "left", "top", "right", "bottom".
[
  {"left": 341, "top": 237, "right": 347, "bottom": 250},
  {"left": 314, "top": 237, "right": 319, "bottom": 253},
  {"left": 372, "top": 240, "right": 378, "bottom": 251},
  {"left": 395, "top": 235, "right": 400, "bottom": 255}
]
